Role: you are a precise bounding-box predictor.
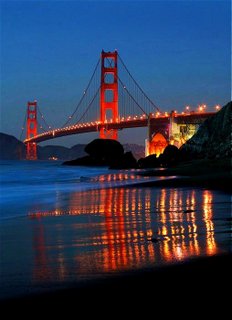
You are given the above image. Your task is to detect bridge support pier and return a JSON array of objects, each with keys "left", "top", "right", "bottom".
[
  {"left": 26, "top": 101, "right": 38, "bottom": 160},
  {"left": 146, "top": 110, "right": 210, "bottom": 157},
  {"left": 146, "top": 112, "right": 169, "bottom": 157}
]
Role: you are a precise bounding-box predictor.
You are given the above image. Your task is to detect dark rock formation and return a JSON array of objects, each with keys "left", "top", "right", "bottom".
[
  {"left": 0, "top": 133, "right": 26, "bottom": 160},
  {"left": 180, "top": 101, "right": 231, "bottom": 159},
  {"left": 159, "top": 145, "right": 180, "bottom": 167},
  {"left": 110, "top": 151, "right": 138, "bottom": 169},
  {"left": 138, "top": 154, "right": 160, "bottom": 168},
  {"left": 63, "top": 139, "right": 138, "bottom": 169},
  {"left": 85, "top": 139, "right": 124, "bottom": 162},
  {"left": 138, "top": 145, "right": 181, "bottom": 168}
]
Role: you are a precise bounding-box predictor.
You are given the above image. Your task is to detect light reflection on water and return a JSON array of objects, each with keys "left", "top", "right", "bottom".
[{"left": 28, "top": 186, "right": 230, "bottom": 284}]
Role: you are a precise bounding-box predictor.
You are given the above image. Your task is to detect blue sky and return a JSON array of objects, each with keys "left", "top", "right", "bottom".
[{"left": 1, "top": 0, "right": 231, "bottom": 146}]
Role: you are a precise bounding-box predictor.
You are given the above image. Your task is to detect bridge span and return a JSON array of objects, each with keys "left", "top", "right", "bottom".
[
  {"left": 22, "top": 50, "right": 217, "bottom": 159},
  {"left": 25, "top": 111, "right": 215, "bottom": 157}
]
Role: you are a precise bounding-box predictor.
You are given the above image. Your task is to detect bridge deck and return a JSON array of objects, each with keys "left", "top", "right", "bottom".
[{"left": 24, "top": 112, "right": 215, "bottom": 144}]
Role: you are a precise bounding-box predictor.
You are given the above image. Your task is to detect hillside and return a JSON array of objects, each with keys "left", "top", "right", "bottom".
[
  {"left": 38, "top": 144, "right": 86, "bottom": 160},
  {"left": 180, "top": 101, "right": 231, "bottom": 159},
  {"left": 0, "top": 133, "right": 26, "bottom": 160},
  {"left": 0, "top": 133, "right": 144, "bottom": 161},
  {"left": 123, "top": 144, "right": 144, "bottom": 160}
]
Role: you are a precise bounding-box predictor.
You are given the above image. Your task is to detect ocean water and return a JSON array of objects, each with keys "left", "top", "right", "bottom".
[
  {"left": 0, "top": 160, "right": 231, "bottom": 299},
  {"left": 0, "top": 160, "right": 155, "bottom": 220}
]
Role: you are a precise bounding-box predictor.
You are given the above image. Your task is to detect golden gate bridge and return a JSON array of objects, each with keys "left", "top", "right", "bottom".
[{"left": 20, "top": 50, "right": 219, "bottom": 160}]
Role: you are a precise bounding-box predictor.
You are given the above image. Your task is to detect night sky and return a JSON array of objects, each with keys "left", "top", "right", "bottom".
[{"left": 1, "top": 0, "right": 231, "bottom": 146}]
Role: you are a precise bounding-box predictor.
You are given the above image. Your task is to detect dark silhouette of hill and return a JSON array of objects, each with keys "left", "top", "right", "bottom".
[
  {"left": 0, "top": 132, "right": 144, "bottom": 161},
  {"left": 0, "top": 133, "right": 26, "bottom": 160}
]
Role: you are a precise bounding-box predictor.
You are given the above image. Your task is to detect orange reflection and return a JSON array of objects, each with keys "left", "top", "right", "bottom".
[
  {"left": 155, "top": 189, "right": 216, "bottom": 261},
  {"left": 202, "top": 190, "right": 216, "bottom": 255},
  {"left": 29, "top": 185, "right": 217, "bottom": 282},
  {"left": 32, "top": 219, "right": 51, "bottom": 281}
]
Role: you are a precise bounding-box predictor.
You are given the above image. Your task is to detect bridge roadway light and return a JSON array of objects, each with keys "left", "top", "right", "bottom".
[{"left": 215, "top": 105, "right": 221, "bottom": 110}]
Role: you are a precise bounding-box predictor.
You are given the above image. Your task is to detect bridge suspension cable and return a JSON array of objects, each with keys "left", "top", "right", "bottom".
[
  {"left": 118, "top": 53, "right": 161, "bottom": 113},
  {"left": 61, "top": 58, "right": 101, "bottom": 127},
  {"left": 37, "top": 106, "right": 52, "bottom": 130},
  {"left": 117, "top": 72, "right": 148, "bottom": 116},
  {"left": 75, "top": 86, "right": 101, "bottom": 124}
]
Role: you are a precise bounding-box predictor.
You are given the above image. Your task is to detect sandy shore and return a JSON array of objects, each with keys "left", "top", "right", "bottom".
[{"left": 1, "top": 253, "right": 231, "bottom": 311}]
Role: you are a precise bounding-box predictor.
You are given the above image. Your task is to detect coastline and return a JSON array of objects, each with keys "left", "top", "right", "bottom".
[
  {"left": 125, "top": 173, "right": 231, "bottom": 192},
  {"left": 135, "top": 158, "right": 232, "bottom": 192}
]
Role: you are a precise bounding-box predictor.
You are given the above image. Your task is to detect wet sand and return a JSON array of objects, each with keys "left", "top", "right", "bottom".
[{"left": 1, "top": 253, "right": 231, "bottom": 311}]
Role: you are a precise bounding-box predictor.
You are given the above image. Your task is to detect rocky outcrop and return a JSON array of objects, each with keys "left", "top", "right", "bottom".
[
  {"left": 63, "top": 139, "right": 138, "bottom": 169},
  {"left": 159, "top": 145, "right": 180, "bottom": 167},
  {"left": 109, "top": 151, "right": 138, "bottom": 169},
  {"left": 138, "top": 154, "right": 160, "bottom": 168},
  {"left": 85, "top": 139, "right": 124, "bottom": 162},
  {"left": 180, "top": 101, "right": 231, "bottom": 159},
  {"left": 138, "top": 145, "right": 181, "bottom": 168}
]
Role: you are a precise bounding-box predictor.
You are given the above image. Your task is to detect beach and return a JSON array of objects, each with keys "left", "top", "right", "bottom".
[
  {"left": 0, "top": 160, "right": 231, "bottom": 309},
  {"left": 1, "top": 254, "right": 231, "bottom": 312}
]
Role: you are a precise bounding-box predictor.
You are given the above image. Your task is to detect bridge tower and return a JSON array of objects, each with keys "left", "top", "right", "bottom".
[
  {"left": 100, "top": 50, "right": 118, "bottom": 140},
  {"left": 26, "top": 101, "right": 37, "bottom": 160}
]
